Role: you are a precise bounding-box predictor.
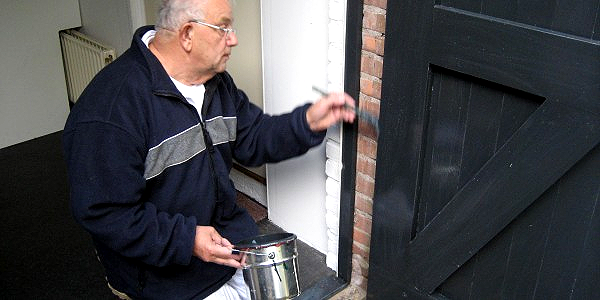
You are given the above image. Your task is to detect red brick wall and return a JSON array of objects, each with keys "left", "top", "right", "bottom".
[{"left": 351, "top": 0, "right": 386, "bottom": 292}]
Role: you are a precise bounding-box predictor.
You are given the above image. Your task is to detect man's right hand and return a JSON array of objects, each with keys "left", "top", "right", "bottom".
[{"left": 193, "top": 226, "right": 243, "bottom": 268}]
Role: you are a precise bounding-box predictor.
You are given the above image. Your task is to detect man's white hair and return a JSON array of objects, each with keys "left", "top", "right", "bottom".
[
  {"left": 155, "top": 0, "right": 233, "bottom": 31},
  {"left": 156, "top": 0, "right": 205, "bottom": 30}
]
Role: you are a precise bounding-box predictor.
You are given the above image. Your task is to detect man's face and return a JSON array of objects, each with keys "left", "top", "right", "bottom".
[{"left": 190, "top": 0, "right": 238, "bottom": 76}]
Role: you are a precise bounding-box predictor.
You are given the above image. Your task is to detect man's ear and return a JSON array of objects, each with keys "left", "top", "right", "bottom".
[{"left": 179, "top": 23, "right": 194, "bottom": 52}]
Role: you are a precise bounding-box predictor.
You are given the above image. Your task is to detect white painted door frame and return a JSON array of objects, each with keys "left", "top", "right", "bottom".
[{"left": 261, "top": 1, "right": 346, "bottom": 269}]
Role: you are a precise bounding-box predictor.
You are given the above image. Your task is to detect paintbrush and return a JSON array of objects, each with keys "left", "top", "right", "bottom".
[{"left": 312, "top": 86, "right": 379, "bottom": 134}]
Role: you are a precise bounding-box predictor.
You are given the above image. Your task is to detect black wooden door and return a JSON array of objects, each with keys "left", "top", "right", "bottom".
[{"left": 368, "top": 1, "right": 599, "bottom": 299}]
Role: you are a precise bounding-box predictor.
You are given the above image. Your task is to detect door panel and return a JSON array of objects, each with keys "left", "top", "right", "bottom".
[
  {"left": 368, "top": 0, "right": 599, "bottom": 298},
  {"left": 417, "top": 69, "right": 541, "bottom": 230},
  {"left": 408, "top": 100, "right": 599, "bottom": 293},
  {"left": 439, "top": 147, "right": 600, "bottom": 299}
]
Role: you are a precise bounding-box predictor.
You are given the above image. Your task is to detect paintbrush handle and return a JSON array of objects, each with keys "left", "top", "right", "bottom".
[{"left": 312, "top": 86, "right": 379, "bottom": 134}]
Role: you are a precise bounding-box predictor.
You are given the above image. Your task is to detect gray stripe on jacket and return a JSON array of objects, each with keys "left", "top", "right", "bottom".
[{"left": 144, "top": 117, "right": 237, "bottom": 180}]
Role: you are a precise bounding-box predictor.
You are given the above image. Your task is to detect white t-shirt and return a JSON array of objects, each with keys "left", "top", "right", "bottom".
[
  {"left": 170, "top": 78, "right": 206, "bottom": 121},
  {"left": 142, "top": 30, "right": 206, "bottom": 120}
]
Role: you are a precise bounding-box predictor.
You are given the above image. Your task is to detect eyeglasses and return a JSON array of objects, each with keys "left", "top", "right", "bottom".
[{"left": 190, "top": 20, "right": 236, "bottom": 38}]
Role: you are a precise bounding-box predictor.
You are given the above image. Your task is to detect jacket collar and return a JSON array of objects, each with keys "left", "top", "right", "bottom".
[
  {"left": 130, "top": 26, "right": 175, "bottom": 96},
  {"left": 131, "top": 26, "right": 223, "bottom": 106}
]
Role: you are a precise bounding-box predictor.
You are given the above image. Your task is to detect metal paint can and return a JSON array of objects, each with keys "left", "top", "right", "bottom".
[{"left": 235, "top": 233, "right": 300, "bottom": 299}]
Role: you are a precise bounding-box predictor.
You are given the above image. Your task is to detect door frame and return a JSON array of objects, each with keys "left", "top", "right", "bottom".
[{"left": 290, "top": 0, "right": 364, "bottom": 298}]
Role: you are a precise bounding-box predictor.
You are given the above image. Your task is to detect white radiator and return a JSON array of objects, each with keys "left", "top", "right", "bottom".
[{"left": 59, "top": 30, "right": 116, "bottom": 103}]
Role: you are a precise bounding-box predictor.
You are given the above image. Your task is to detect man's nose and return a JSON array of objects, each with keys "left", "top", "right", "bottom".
[{"left": 226, "top": 31, "right": 238, "bottom": 46}]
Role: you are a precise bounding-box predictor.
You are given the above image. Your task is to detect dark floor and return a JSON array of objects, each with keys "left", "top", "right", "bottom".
[
  {"left": 1, "top": 132, "right": 113, "bottom": 299},
  {"left": 0, "top": 131, "right": 333, "bottom": 299}
]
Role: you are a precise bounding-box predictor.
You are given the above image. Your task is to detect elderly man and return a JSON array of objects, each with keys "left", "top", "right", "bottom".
[{"left": 63, "top": 0, "right": 355, "bottom": 299}]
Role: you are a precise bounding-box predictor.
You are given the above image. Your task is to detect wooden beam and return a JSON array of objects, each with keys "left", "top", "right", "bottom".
[{"left": 407, "top": 100, "right": 600, "bottom": 293}]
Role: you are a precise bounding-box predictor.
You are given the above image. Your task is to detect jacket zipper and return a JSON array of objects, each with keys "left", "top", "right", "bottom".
[
  {"left": 154, "top": 79, "right": 222, "bottom": 222},
  {"left": 200, "top": 121, "right": 221, "bottom": 207}
]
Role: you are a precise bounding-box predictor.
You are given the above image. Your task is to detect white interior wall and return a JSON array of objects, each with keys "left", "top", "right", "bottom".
[
  {"left": 228, "top": 0, "right": 267, "bottom": 181},
  {"left": 78, "top": 0, "right": 137, "bottom": 56},
  {"left": 130, "top": 0, "right": 148, "bottom": 31},
  {"left": 0, "top": 0, "right": 81, "bottom": 148},
  {"left": 144, "top": 0, "right": 160, "bottom": 24},
  {"left": 228, "top": 1, "right": 264, "bottom": 111},
  {"left": 262, "top": 0, "right": 331, "bottom": 253}
]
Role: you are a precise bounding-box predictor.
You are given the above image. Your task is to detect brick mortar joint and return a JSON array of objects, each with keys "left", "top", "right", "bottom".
[
  {"left": 357, "top": 153, "right": 377, "bottom": 164},
  {"left": 359, "top": 93, "right": 383, "bottom": 102},
  {"left": 362, "top": 28, "right": 386, "bottom": 37},
  {"left": 352, "top": 256, "right": 371, "bottom": 274},
  {"left": 360, "top": 72, "right": 382, "bottom": 82},
  {"left": 352, "top": 240, "right": 371, "bottom": 252},
  {"left": 354, "top": 225, "right": 372, "bottom": 236},
  {"left": 358, "top": 132, "right": 379, "bottom": 143},
  {"left": 356, "top": 165, "right": 375, "bottom": 175},
  {"left": 361, "top": 49, "right": 384, "bottom": 59},
  {"left": 354, "top": 190, "right": 374, "bottom": 201},
  {"left": 355, "top": 192, "right": 374, "bottom": 203},
  {"left": 356, "top": 172, "right": 375, "bottom": 183},
  {"left": 363, "top": 4, "right": 386, "bottom": 14},
  {"left": 354, "top": 208, "right": 373, "bottom": 219}
]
